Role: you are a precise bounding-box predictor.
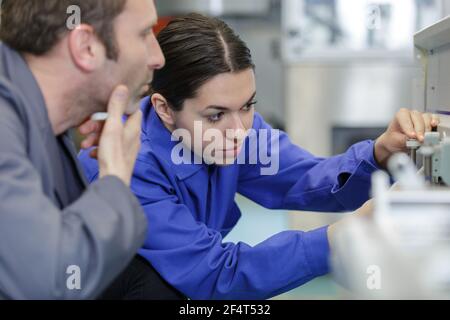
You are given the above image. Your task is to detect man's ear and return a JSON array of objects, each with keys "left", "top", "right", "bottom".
[
  {"left": 68, "top": 24, "right": 106, "bottom": 72},
  {"left": 152, "top": 93, "right": 176, "bottom": 127}
]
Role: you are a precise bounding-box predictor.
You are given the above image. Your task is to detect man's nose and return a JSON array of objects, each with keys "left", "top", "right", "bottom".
[{"left": 149, "top": 39, "right": 165, "bottom": 71}]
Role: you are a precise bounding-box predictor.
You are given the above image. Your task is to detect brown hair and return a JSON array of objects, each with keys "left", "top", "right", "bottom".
[
  {"left": 151, "top": 13, "right": 255, "bottom": 111},
  {"left": 0, "top": 0, "right": 127, "bottom": 60}
]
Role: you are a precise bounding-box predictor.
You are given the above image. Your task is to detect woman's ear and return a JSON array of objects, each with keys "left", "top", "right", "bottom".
[{"left": 151, "top": 93, "right": 176, "bottom": 127}]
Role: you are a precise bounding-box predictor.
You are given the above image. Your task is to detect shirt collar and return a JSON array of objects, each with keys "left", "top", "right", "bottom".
[{"left": 140, "top": 96, "right": 207, "bottom": 180}]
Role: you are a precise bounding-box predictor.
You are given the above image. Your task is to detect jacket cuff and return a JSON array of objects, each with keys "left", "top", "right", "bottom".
[{"left": 303, "top": 226, "right": 330, "bottom": 277}]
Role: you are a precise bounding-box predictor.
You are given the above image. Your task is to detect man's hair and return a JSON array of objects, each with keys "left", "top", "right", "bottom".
[
  {"left": 151, "top": 13, "right": 255, "bottom": 111},
  {"left": 0, "top": 0, "right": 127, "bottom": 60}
]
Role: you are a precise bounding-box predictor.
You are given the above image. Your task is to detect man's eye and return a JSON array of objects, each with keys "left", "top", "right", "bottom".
[
  {"left": 208, "top": 112, "right": 225, "bottom": 123},
  {"left": 141, "top": 29, "right": 153, "bottom": 38}
]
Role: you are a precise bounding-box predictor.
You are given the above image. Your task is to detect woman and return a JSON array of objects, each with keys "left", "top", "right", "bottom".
[{"left": 79, "top": 13, "right": 436, "bottom": 299}]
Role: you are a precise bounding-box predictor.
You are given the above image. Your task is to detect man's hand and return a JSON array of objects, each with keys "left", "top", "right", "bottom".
[
  {"left": 374, "top": 109, "right": 439, "bottom": 168},
  {"left": 80, "top": 85, "right": 142, "bottom": 186},
  {"left": 79, "top": 118, "right": 105, "bottom": 150}
]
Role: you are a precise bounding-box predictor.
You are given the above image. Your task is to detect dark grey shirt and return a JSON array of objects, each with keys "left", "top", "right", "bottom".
[{"left": 0, "top": 43, "right": 147, "bottom": 299}]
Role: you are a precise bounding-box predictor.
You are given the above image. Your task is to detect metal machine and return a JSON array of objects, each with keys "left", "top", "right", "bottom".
[
  {"left": 412, "top": 14, "right": 450, "bottom": 186},
  {"left": 331, "top": 15, "right": 450, "bottom": 299}
]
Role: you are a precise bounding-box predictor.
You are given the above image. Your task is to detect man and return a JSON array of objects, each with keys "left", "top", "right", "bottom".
[{"left": 0, "top": 0, "right": 174, "bottom": 299}]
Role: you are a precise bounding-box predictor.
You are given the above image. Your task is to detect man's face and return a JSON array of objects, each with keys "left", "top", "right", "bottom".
[
  {"left": 171, "top": 68, "right": 256, "bottom": 166},
  {"left": 101, "top": 0, "right": 165, "bottom": 113}
]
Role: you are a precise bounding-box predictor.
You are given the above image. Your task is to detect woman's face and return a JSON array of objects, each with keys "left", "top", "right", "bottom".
[{"left": 172, "top": 68, "right": 257, "bottom": 165}]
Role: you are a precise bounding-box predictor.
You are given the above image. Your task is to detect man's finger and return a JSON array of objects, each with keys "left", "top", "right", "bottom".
[
  {"left": 100, "top": 85, "right": 130, "bottom": 141},
  {"left": 106, "top": 85, "right": 130, "bottom": 122},
  {"left": 81, "top": 133, "right": 101, "bottom": 149},
  {"left": 123, "top": 110, "right": 143, "bottom": 143},
  {"left": 79, "top": 119, "right": 101, "bottom": 136}
]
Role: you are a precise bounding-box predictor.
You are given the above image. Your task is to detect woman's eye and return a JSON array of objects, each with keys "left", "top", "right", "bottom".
[
  {"left": 208, "top": 112, "right": 225, "bottom": 123},
  {"left": 242, "top": 101, "right": 257, "bottom": 112}
]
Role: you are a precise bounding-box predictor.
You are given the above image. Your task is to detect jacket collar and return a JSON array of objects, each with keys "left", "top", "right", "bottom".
[
  {"left": 0, "top": 43, "right": 51, "bottom": 133},
  {"left": 0, "top": 43, "right": 88, "bottom": 196},
  {"left": 141, "top": 96, "right": 206, "bottom": 180}
]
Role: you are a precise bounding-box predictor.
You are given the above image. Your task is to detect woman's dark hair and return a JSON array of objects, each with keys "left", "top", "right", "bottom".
[{"left": 150, "top": 13, "right": 255, "bottom": 111}]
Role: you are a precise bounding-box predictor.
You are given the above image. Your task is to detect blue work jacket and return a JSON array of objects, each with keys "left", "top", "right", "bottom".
[{"left": 79, "top": 97, "right": 380, "bottom": 299}]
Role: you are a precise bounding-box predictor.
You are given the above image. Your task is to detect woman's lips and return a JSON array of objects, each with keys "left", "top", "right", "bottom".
[{"left": 221, "top": 144, "right": 243, "bottom": 156}]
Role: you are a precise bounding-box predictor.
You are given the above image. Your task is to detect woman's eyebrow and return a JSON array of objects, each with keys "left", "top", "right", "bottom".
[
  {"left": 204, "top": 92, "right": 257, "bottom": 111},
  {"left": 205, "top": 106, "right": 229, "bottom": 111}
]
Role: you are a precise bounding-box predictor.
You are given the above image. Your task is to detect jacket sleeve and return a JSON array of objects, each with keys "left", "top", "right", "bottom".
[
  {"left": 128, "top": 157, "right": 330, "bottom": 300},
  {"left": 0, "top": 101, "right": 148, "bottom": 299},
  {"left": 237, "top": 113, "right": 381, "bottom": 212}
]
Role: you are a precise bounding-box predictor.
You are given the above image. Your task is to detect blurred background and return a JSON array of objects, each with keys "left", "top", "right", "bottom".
[{"left": 151, "top": 0, "right": 450, "bottom": 299}]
